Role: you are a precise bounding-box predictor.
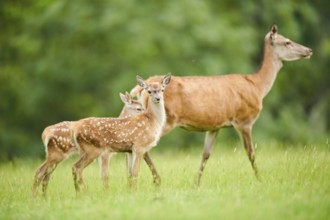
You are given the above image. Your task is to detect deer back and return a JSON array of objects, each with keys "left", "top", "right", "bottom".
[
  {"left": 131, "top": 75, "right": 262, "bottom": 132},
  {"left": 73, "top": 113, "right": 161, "bottom": 152}
]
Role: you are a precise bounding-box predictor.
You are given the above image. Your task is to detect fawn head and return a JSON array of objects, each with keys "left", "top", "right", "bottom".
[
  {"left": 136, "top": 73, "right": 171, "bottom": 104},
  {"left": 119, "top": 92, "right": 145, "bottom": 117},
  {"left": 268, "top": 24, "right": 313, "bottom": 61}
]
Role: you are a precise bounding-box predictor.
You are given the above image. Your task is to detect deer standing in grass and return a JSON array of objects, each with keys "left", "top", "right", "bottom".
[
  {"left": 71, "top": 74, "right": 171, "bottom": 192},
  {"left": 32, "top": 92, "right": 160, "bottom": 197},
  {"left": 130, "top": 25, "right": 313, "bottom": 185}
]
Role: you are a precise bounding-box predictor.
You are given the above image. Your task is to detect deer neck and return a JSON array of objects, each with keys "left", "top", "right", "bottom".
[
  {"left": 119, "top": 108, "right": 128, "bottom": 118},
  {"left": 146, "top": 98, "right": 166, "bottom": 135},
  {"left": 254, "top": 40, "right": 283, "bottom": 99}
]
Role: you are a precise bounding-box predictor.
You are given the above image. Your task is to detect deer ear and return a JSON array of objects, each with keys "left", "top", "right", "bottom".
[
  {"left": 162, "top": 73, "right": 171, "bottom": 88},
  {"left": 119, "top": 93, "right": 128, "bottom": 104},
  {"left": 270, "top": 24, "right": 278, "bottom": 40},
  {"left": 125, "top": 92, "right": 133, "bottom": 104},
  {"left": 136, "top": 75, "right": 148, "bottom": 89}
]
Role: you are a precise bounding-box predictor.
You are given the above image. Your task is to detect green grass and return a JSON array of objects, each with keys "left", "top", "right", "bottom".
[{"left": 1, "top": 142, "right": 330, "bottom": 220}]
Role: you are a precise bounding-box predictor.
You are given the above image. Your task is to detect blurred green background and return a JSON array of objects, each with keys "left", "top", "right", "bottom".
[{"left": 1, "top": 0, "right": 329, "bottom": 161}]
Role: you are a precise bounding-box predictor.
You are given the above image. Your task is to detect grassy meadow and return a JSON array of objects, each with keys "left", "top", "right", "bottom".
[{"left": 0, "top": 141, "right": 329, "bottom": 220}]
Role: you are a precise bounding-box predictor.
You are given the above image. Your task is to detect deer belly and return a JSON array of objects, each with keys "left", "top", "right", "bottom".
[
  {"left": 177, "top": 114, "right": 233, "bottom": 131},
  {"left": 179, "top": 120, "right": 233, "bottom": 132},
  {"left": 108, "top": 142, "right": 132, "bottom": 152}
]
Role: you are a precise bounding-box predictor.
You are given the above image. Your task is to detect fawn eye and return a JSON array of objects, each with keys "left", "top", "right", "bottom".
[
  {"left": 285, "top": 41, "right": 291, "bottom": 46},
  {"left": 148, "top": 90, "right": 151, "bottom": 94},
  {"left": 136, "top": 108, "right": 142, "bottom": 111}
]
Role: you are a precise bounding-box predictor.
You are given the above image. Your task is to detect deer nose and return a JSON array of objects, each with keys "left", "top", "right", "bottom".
[
  {"left": 303, "top": 47, "right": 313, "bottom": 58},
  {"left": 155, "top": 98, "right": 160, "bottom": 102}
]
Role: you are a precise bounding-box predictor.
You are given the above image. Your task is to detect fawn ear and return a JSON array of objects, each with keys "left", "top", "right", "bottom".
[
  {"left": 119, "top": 92, "right": 131, "bottom": 105},
  {"left": 125, "top": 92, "right": 133, "bottom": 104},
  {"left": 136, "top": 75, "right": 148, "bottom": 89},
  {"left": 120, "top": 92, "right": 133, "bottom": 105},
  {"left": 162, "top": 73, "right": 171, "bottom": 88},
  {"left": 270, "top": 24, "right": 277, "bottom": 40},
  {"left": 119, "top": 93, "right": 128, "bottom": 104}
]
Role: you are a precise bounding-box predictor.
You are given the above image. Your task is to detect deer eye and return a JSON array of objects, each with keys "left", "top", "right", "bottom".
[
  {"left": 148, "top": 90, "right": 151, "bottom": 94},
  {"left": 136, "top": 108, "right": 142, "bottom": 111},
  {"left": 285, "top": 41, "right": 291, "bottom": 46}
]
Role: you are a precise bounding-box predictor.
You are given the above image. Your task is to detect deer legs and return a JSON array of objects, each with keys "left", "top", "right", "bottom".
[
  {"left": 72, "top": 152, "right": 99, "bottom": 193},
  {"left": 195, "top": 126, "right": 259, "bottom": 186},
  {"left": 99, "top": 151, "right": 115, "bottom": 190},
  {"left": 32, "top": 161, "right": 60, "bottom": 197},
  {"left": 71, "top": 150, "right": 159, "bottom": 193},
  {"left": 239, "top": 126, "right": 259, "bottom": 180},
  {"left": 32, "top": 152, "right": 64, "bottom": 197},
  {"left": 143, "top": 153, "right": 161, "bottom": 185},
  {"left": 126, "top": 150, "right": 161, "bottom": 189},
  {"left": 196, "top": 130, "right": 219, "bottom": 186},
  {"left": 129, "top": 150, "right": 143, "bottom": 189},
  {"left": 126, "top": 152, "right": 161, "bottom": 186}
]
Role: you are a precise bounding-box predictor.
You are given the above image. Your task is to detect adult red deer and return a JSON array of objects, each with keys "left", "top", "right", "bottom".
[{"left": 130, "top": 24, "right": 313, "bottom": 185}]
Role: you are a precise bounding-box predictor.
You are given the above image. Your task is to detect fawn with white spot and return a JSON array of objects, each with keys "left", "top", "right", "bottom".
[
  {"left": 119, "top": 92, "right": 161, "bottom": 187},
  {"left": 32, "top": 92, "right": 156, "bottom": 197},
  {"left": 130, "top": 24, "right": 313, "bottom": 185},
  {"left": 71, "top": 74, "right": 171, "bottom": 192}
]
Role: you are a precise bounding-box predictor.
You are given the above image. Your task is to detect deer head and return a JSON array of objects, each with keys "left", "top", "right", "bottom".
[
  {"left": 268, "top": 24, "right": 313, "bottom": 61},
  {"left": 136, "top": 73, "right": 171, "bottom": 104},
  {"left": 120, "top": 92, "right": 144, "bottom": 112}
]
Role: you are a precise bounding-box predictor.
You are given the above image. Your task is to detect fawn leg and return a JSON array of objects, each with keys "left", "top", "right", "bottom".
[
  {"left": 41, "top": 162, "right": 58, "bottom": 197},
  {"left": 144, "top": 152, "right": 161, "bottom": 185},
  {"left": 33, "top": 150, "right": 64, "bottom": 197},
  {"left": 129, "top": 150, "right": 143, "bottom": 189},
  {"left": 72, "top": 152, "right": 99, "bottom": 193},
  {"left": 126, "top": 153, "right": 133, "bottom": 179},
  {"left": 99, "top": 151, "right": 114, "bottom": 190},
  {"left": 33, "top": 160, "right": 50, "bottom": 197}
]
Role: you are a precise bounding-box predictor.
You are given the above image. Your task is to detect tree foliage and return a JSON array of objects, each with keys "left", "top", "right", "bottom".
[{"left": 1, "top": 0, "right": 329, "bottom": 160}]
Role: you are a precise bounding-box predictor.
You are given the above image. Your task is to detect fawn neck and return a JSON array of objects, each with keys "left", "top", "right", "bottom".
[
  {"left": 254, "top": 40, "right": 283, "bottom": 99},
  {"left": 146, "top": 98, "right": 166, "bottom": 131},
  {"left": 119, "top": 108, "right": 133, "bottom": 118}
]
